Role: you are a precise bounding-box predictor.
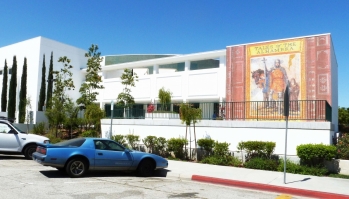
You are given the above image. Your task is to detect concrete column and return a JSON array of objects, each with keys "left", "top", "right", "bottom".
[
  {"left": 185, "top": 60, "right": 190, "bottom": 71},
  {"left": 219, "top": 56, "right": 226, "bottom": 68},
  {"left": 153, "top": 64, "right": 159, "bottom": 74}
]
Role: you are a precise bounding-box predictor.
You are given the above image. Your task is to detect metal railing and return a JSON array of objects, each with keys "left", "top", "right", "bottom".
[{"left": 104, "top": 100, "right": 332, "bottom": 122}]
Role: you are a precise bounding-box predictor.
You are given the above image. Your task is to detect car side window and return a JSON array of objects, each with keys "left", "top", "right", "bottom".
[
  {"left": 106, "top": 141, "right": 124, "bottom": 151},
  {"left": 0, "top": 123, "right": 13, "bottom": 134},
  {"left": 94, "top": 140, "right": 107, "bottom": 150}
]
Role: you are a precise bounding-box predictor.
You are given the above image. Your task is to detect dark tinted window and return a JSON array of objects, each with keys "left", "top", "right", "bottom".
[{"left": 54, "top": 138, "right": 86, "bottom": 147}]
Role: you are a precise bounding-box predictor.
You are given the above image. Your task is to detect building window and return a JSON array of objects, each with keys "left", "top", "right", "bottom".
[
  {"left": 0, "top": 70, "right": 2, "bottom": 75},
  {"left": 9, "top": 68, "right": 12, "bottom": 75}
]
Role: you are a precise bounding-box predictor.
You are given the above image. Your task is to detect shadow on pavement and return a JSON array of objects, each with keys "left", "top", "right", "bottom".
[
  {"left": 0, "top": 155, "right": 26, "bottom": 160},
  {"left": 286, "top": 177, "right": 311, "bottom": 184},
  {"left": 39, "top": 168, "right": 170, "bottom": 178}
]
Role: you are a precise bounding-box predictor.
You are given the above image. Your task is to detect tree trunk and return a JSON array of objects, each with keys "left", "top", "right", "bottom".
[
  {"left": 194, "top": 122, "right": 197, "bottom": 160},
  {"left": 185, "top": 125, "right": 187, "bottom": 159}
]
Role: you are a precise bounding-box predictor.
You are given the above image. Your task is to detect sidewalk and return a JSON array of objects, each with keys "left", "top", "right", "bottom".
[{"left": 165, "top": 160, "right": 349, "bottom": 198}]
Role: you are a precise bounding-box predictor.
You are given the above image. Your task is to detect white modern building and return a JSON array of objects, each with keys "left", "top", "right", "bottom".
[{"left": 0, "top": 34, "right": 338, "bottom": 155}]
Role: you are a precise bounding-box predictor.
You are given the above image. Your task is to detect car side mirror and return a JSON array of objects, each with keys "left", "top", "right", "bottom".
[
  {"left": 124, "top": 148, "right": 130, "bottom": 153},
  {"left": 9, "top": 129, "right": 18, "bottom": 134}
]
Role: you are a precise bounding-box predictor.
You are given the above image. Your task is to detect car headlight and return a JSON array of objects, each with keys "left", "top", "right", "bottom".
[{"left": 44, "top": 140, "right": 50, "bottom": 144}]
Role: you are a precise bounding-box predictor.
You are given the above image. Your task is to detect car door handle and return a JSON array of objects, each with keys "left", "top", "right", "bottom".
[{"left": 98, "top": 153, "right": 103, "bottom": 155}]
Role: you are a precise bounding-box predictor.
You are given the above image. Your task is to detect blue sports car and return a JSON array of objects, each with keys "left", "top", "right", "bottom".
[{"left": 32, "top": 137, "right": 168, "bottom": 178}]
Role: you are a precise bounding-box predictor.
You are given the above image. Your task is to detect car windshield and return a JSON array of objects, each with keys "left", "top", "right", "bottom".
[
  {"left": 12, "top": 125, "right": 26, "bottom": 134},
  {"left": 54, "top": 138, "right": 86, "bottom": 147}
]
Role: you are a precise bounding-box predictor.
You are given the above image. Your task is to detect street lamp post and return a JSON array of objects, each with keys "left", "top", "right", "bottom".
[{"left": 110, "top": 100, "right": 114, "bottom": 139}]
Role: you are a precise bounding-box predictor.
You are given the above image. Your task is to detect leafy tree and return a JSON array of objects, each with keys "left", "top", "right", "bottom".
[
  {"left": 158, "top": 87, "right": 172, "bottom": 111},
  {"left": 179, "top": 103, "right": 202, "bottom": 159},
  {"left": 116, "top": 68, "right": 138, "bottom": 112},
  {"left": 64, "top": 98, "right": 79, "bottom": 139},
  {"left": 77, "top": 44, "right": 104, "bottom": 106},
  {"left": 18, "top": 57, "right": 28, "bottom": 123},
  {"left": 45, "top": 56, "right": 75, "bottom": 137},
  {"left": 46, "top": 52, "right": 54, "bottom": 109},
  {"left": 38, "top": 54, "right": 46, "bottom": 111},
  {"left": 339, "top": 107, "right": 349, "bottom": 126},
  {"left": 8, "top": 56, "right": 17, "bottom": 119},
  {"left": 1, "top": 60, "right": 8, "bottom": 112},
  {"left": 25, "top": 96, "right": 32, "bottom": 133},
  {"left": 84, "top": 103, "right": 105, "bottom": 135}
]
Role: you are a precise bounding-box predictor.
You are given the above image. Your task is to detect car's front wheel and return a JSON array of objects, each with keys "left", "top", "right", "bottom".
[
  {"left": 66, "top": 159, "right": 87, "bottom": 178},
  {"left": 137, "top": 159, "right": 155, "bottom": 177},
  {"left": 24, "top": 145, "right": 37, "bottom": 160}
]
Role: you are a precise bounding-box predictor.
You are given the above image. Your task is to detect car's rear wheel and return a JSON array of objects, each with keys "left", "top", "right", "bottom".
[
  {"left": 66, "top": 159, "right": 87, "bottom": 178},
  {"left": 137, "top": 159, "right": 155, "bottom": 177},
  {"left": 24, "top": 145, "right": 37, "bottom": 160}
]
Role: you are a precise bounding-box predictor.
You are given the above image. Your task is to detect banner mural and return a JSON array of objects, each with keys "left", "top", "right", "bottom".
[{"left": 246, "top": 39, "right": 306, "bottom": 118}]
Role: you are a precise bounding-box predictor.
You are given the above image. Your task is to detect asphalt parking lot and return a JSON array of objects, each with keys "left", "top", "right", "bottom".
[{"left": 0, "top": 155, "right": 301, "bottom": 199}]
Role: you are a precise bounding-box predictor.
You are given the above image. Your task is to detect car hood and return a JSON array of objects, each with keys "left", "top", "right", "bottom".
[
  {"left": 27, "top": 134, "right": 49, "bottom": 142},
  {"left": 130, "top": 150, "right": 165, "bottom": 159}
]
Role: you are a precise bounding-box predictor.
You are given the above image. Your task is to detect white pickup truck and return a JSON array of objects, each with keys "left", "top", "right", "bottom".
[{"left": 0, "top": 117, "right": 49, "bottom": 159}]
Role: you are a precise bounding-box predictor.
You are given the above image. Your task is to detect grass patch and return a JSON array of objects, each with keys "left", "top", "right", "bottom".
[{"left": 327, "top": 173, "right": 349, "bottom": 179}]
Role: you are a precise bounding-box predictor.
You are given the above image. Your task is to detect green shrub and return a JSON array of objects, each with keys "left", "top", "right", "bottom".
[
  {"left": 337, "top": 134, "right": 349, "bottom": 160},
  {"left": 154, "top": 137, "right": 167, "bottom": 157},
  {"left": 296, "top": 144, "right": 336, "bottom": 167},
  {"left": 201, "top": 155, "right": 241, "bottom": 166},
  {"left": 142, "top": 136, "right": 157, "bottom": 153},
  {"left": 32, "top": 122, "right": 46, "bottom": 135},
  {"left": 81, "top": 130, "right": 97, "bottom": 137},
  {"left": 111, "top": 134, "right": 127, "bottom": 146},
  {"left": 213, "top": 141, "right": 230, "bottom": 157},
  {"left": 278, "top": 159, "right": 328, "bottom": 176},
  {"left": 238, "top": 141, "right": 276, "bottom": 160},
  {"left": 47, "top": 134, "right": 62, "bottom": 144},
  {"left": 126, "top": 134, "right": 140, "bottom": 149},
  {"left": 197, "top": 138, "right": 215, "bottom": 153},
  {"left": 244, "top": 157, "right": 279, "bottom": 171},
  {"left": 167, "top": 138, "right": 187, "bottom": 159}
]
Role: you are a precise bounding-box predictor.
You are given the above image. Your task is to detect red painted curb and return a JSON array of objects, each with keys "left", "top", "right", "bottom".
[{"left": 191, "top": 175, "right": 349, "bottom": 199}]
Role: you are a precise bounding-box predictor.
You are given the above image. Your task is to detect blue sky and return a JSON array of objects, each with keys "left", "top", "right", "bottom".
[{"left": 0, "top": 0, "right": 348, "bottom": 107}]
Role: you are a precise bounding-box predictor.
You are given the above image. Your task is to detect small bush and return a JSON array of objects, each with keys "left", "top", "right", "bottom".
[
  {"left": 111, "top": 134, "right": 128, "bottom": 147},
  {"left": 197, "top": 138, "right": 215, "bottom": 154},
  {"left": 154, "top": 137, "right": 167, "bottom": 157},
  {"left": 244, "top": 157, "right": 279, "bottom": 171},
  {"left": 337, "top": 134, "right": 349, "bottom": 160},
  {"left": 167, "top": 138, "right": 187, "bottom": 159},
  {"left": 126, "top": 134, "right": 140, "bottom": 149},
  {"left": 143, "top": 136, "right": 157, "bottom": 153},
  {"left": 81, "top": 130, "right": 97, "bottom": 137},
  {"left": 213, "top": 141, "right": 230, "bottom": 157},
  {"left": 201, "top": 155, "right": 242, "bottom": 166},
  {"left": 296, "top": 144, "right": 336, "bottom": 167},
  {"left": 238, "top": 141, "right": 276, "bottom": 160},
  {"left": 278, "top": 159, "right": 328, "bottom": 176},
  {"left": 32, "top": 122, "right": 46, "bottom": 135}
]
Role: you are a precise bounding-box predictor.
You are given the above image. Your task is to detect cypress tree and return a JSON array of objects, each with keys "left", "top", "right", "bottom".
[
  {"left": 38, "top": 54, "right": 46, "bottom": 111},
  {"left": 18, "top": 57, "right": 27, "bottom": 123},
  {"left": 46, "top": 52, "right": 53, "bottom": 109},
  {"left": 1, "top": 60, "right": 8, "bottom": 112},
  {"left": 8, "top": 56, "right": 17, "bottom": 119}
]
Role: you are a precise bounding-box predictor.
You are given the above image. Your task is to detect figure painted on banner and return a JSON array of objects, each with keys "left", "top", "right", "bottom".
[
  {"left": 289, "top": 78, "right": 300, "bottom": 111},
  {"left": 212, "top": 112, "right": 217, "bottom": 120},
  {"left": 269, "top": 59, "right": 288, "bottom": 102}
]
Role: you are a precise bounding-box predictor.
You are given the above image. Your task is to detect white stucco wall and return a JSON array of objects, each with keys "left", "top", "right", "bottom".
[
  {"left": 0, "top": 37, "right": 87, "bottom": 123},
  {"left": 101, "top": 119, "right": 333, "bottom": 156}
]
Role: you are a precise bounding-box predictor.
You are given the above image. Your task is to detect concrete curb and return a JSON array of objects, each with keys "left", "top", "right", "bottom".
[{"left": 191, "top": 175, "right": 349, "bottom": 199}]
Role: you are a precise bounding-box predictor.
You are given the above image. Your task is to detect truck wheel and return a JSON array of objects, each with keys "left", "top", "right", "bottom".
[{"left": 24, "top": 145, "right": 37, "bottom": 160}]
